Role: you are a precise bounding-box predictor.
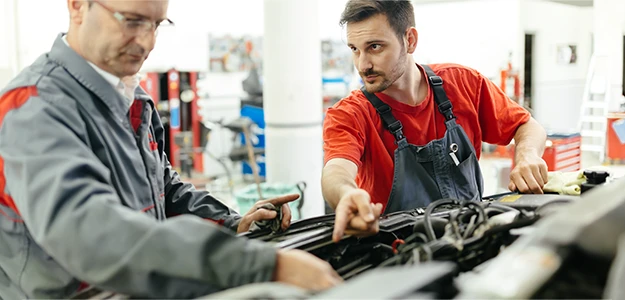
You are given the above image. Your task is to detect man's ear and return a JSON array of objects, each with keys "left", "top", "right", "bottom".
[
  {"left": 67, "top": 0, "right": 87, "bottom": 25},
  {"left": 405, "top": 27, "right": 418, "bottom": 54}
]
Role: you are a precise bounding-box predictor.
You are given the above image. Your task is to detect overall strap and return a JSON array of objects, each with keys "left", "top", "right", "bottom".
[
  {"left": 360, "top": 86, "right": 405, "bottom": 141},
  {"left": 422, "top": 65, "right": 455, "bottom": 121}
]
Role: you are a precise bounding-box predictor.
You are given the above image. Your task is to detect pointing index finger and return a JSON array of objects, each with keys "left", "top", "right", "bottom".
[
  {"left": 332, "top": 202, "right": 350, "bottom": 243},
  {"left": 264, "top": 194, "right": 300, "bottom": 207}
]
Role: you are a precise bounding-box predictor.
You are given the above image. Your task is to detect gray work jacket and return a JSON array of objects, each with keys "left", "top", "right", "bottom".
[{"left": 0, "top": 33, "right": 276, "bottom": 299}]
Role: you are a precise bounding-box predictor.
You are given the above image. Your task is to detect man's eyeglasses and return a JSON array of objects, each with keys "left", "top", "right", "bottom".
[{"left": 91, "top": 0, "right": 174, "bottom": 37}]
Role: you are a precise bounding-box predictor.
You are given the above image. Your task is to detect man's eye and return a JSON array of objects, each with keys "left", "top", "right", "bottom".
[
  {"left": 125, "top": 20, "right": 146, "bottom": 29},
  {"left": 371, "top": 44, "right": 382, "bottom": 50}
]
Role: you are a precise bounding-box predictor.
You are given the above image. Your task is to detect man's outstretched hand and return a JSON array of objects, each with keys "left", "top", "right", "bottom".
[
  {"left": 332, "top": 189, "right": 383, "bottom": 243},
  {"left": 274, "top": 249, "right": 343, "bottom": 291},
  {"left": 237, "top": 194, "right": 299, "bottom": 233}
]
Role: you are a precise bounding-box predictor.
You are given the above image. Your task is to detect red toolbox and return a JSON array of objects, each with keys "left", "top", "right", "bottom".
[{"left": 607, "top": 113, "right": 625, "bottom": 161}]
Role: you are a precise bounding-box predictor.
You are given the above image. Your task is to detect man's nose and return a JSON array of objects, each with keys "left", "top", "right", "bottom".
[
  {"left": 357, "top": 53, "right": 373, "bottom": 73},
  {"left": 133, "top": 33, "right": 156, "bottom": 53}
]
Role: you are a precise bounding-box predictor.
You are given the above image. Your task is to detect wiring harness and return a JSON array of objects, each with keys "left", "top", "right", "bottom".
[{"left": 378, "top": 198, "right": 539, "bottom": 271}]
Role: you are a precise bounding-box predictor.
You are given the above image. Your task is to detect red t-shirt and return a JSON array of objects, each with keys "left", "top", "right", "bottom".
[{"left": 323, "top": 63, "right": 531, "bottom": 211}]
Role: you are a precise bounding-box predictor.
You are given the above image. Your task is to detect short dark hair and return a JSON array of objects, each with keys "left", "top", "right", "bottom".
[{"left": 339, "top": 0, "right": 415, "bottom": 42}]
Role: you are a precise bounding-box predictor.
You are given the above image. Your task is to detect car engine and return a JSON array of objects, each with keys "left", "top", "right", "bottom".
[
  {"left": 246, "top": 194, "right": 559, "bottom": 279},
  {"left": 74, "top": 178, "right": 625, "bottom": 299}
]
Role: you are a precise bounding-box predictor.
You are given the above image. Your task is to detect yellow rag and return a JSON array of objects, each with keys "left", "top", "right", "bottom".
[{"left": 543, "top": 171, "right": 586, "bottom": 195}]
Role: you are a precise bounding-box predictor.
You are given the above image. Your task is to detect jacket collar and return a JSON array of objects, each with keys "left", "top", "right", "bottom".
[{"left": 47, "top": 33, "right": 151, "bottom": 118}]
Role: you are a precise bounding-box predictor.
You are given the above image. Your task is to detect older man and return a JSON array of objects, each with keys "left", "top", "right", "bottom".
[{"left": 0, "top": 0, "right": 340, "bottom": 299}]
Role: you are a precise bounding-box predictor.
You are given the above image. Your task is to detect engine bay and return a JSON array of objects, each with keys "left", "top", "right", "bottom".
[
  {"left": 74, "top": 180, "right": 625, "bottom": 299},
  {"left": 245, "top": 193, "right": 572, "bottom": 279},
  {"left": 239, "top": 191, "right": 622, "bottom": 299}
]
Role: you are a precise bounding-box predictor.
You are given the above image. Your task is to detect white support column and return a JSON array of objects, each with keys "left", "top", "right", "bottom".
[
  {"left": 263, "top": 0, "right": 325, "bottom": 218},
  {"left": 593, "top": 0, "right": 625, "bottom": 111}
]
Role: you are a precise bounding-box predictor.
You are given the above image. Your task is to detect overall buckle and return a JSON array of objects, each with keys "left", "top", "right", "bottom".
[
  {"left": 377, "top": 105, "right": 391, "bottom": 115},
  {"left": 389, "top": 120, "right": 403, "bottom": 133},
  {"left": 389, "top": 121, "right": 405, "bottom": 140},
  {"left": 429, "top": 76, "right": 443, "bottom": 86}
]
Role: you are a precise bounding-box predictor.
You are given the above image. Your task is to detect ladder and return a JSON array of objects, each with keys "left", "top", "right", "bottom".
[{"left": 578, "top": 54, "right": 610, "bottom": 162}]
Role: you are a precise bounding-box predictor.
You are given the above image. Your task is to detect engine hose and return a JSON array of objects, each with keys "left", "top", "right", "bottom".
[
  {"left": 424, "top": 198, "right": 462, "bottom": 241},
  {"left": 485, "top": 203, "right": 517, "bottom": 212}
]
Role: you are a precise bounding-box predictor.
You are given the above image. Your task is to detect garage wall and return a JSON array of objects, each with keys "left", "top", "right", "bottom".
[
  {"left": 4, "top": 0, "right": 605, "bottom": 127},
  {"left": 15, "top": 0, "right": 68, "bottom": 75},
  {"left": 2, "top": 0, "right": 350, "bottom": 79},
  {"left": 410, "top": 0, "right": 593, "bottom": 133},
  {"left": 521, "top": 0, "right": 593, "bottom": 133},
  {"left": 145, "top": 0, "right": 350, "bottom": 72},
  {"left": 155, "top": 0, "right": 348, "bottom": 38},
  {"left": 5, "top": 0, "right": 267, "bottom": 75},
  {"left": 0, "top": 0, "right": 68, "bottom": 87},
  {"left": 0, "top": 0, "right": 16, "bottom": 87},
  {"left": 593, "top": 0, "right": 625, "bottom": 112},
  {"left": 411, "top": 0, "right": 523, "bottom": 80}
]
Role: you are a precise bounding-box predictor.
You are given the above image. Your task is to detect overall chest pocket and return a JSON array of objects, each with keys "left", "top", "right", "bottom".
[
  {"left": 450, "top": 151, "right": 483, "bottom": 201},
  {"left": 446, "top": 133, "right": 483, "bottom": 201}
]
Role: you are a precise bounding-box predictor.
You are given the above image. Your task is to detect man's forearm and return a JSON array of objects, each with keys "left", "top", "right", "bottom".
[
  {"left": 513, "top": 117, "right": 547, "bottom": 161},
  {"left": 321, "top": 164, "right": 358, "bottom": 210},
  {"left": 162, "top": 154, "right": 242, "bottom": 231}
]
